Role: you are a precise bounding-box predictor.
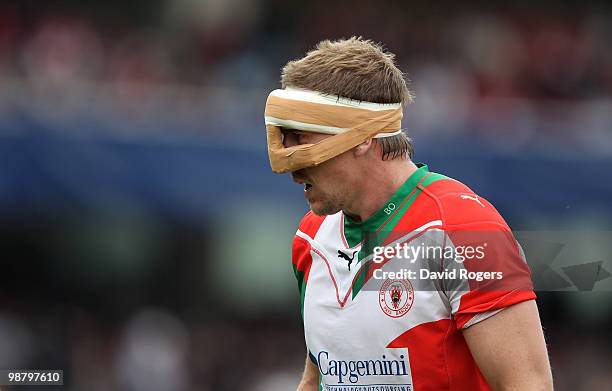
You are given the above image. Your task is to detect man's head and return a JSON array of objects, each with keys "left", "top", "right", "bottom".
[
  {"left": 281, "top": 37, "right": 414, "bottom": 161},
  {"left": 270, "top": 37, "right": 414, "bottom": 216}
]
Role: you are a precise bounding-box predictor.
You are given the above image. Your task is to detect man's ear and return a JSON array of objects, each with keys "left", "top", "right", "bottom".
[{"left": 353, "top": 138, "right": 374, "bottom": 157}]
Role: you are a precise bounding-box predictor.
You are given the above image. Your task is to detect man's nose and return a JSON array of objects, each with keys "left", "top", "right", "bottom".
[{"left": 292, "top": 169, "right": 308, "bottom": 183}]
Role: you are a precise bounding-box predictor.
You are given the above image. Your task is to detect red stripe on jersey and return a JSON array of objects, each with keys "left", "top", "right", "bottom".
[{"left": 387, "top": 318, "right": 492, "bottom": 390}]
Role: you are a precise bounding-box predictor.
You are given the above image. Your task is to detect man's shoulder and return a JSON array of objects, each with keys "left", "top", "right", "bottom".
[
  {"left": 417, "top": 172, "right": 509, "bottom": 230},
  {"left": 296, "top": 210, "right": 327, "bottom": 239}
]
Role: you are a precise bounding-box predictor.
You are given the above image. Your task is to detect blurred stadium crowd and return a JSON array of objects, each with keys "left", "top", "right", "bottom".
[
  {"left": 0, "top": 1, "right": 611, "bottom": 390},
  {"left": 0, "top": 1, "right": 612, "bottom": 152}
]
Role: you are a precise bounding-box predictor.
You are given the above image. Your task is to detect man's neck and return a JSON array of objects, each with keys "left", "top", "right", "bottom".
[{"left": 344, "top": 159, "right": 418, "bottom": 222}]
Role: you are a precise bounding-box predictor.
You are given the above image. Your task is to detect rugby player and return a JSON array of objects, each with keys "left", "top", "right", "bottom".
[{"left": 264, "top": 37, "right": 553, "bottom": 390}]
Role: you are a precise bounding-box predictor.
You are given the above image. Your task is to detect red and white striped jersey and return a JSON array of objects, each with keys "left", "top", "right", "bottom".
[{"left": 292, "top": 164, "right": 535, "bottom": 391}]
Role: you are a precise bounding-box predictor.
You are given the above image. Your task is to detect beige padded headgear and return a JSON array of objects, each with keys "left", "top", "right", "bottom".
[{"left": 264, "top": 88, "right": 403, "bottom": 173}]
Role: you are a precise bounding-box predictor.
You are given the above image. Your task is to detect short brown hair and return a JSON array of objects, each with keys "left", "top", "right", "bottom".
[{"left": 281, "top": 37, "right": 414, "bottom": 160}]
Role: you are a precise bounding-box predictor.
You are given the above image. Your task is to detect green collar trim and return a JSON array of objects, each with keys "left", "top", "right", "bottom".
[{"left": 343, "top": 163, "right": 430, "bottom": 248}]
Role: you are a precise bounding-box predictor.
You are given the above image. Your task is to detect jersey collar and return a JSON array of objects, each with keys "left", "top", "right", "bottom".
[{"left": 343, "top": 163, "right": 430, "bottom": 248}]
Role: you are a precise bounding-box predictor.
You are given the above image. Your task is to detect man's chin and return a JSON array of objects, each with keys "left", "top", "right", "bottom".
[
  {"left": 309, "top": 208, "right": 328, "bottom": 217},
  {"left": 308, "top": 201, "right": 340, "bottom": 216}
]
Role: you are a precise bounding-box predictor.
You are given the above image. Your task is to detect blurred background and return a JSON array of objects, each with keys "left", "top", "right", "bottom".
[{"left": 0, "top": 0, "right": 611, "bottom": 390}]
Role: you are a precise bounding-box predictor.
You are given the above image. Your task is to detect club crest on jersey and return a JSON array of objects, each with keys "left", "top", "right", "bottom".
[{"left": 379, "top": 279, "right": 414, "bottom": 318}]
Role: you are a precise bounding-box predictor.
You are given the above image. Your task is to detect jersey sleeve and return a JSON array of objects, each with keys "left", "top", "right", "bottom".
[{"left": 439, "top": 193, "right": 536, "bottom": 330}]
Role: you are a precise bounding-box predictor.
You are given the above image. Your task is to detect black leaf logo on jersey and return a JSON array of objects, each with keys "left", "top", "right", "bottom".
[{"left": 337, "top": 250, "right": 357, "bottom": 271}]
